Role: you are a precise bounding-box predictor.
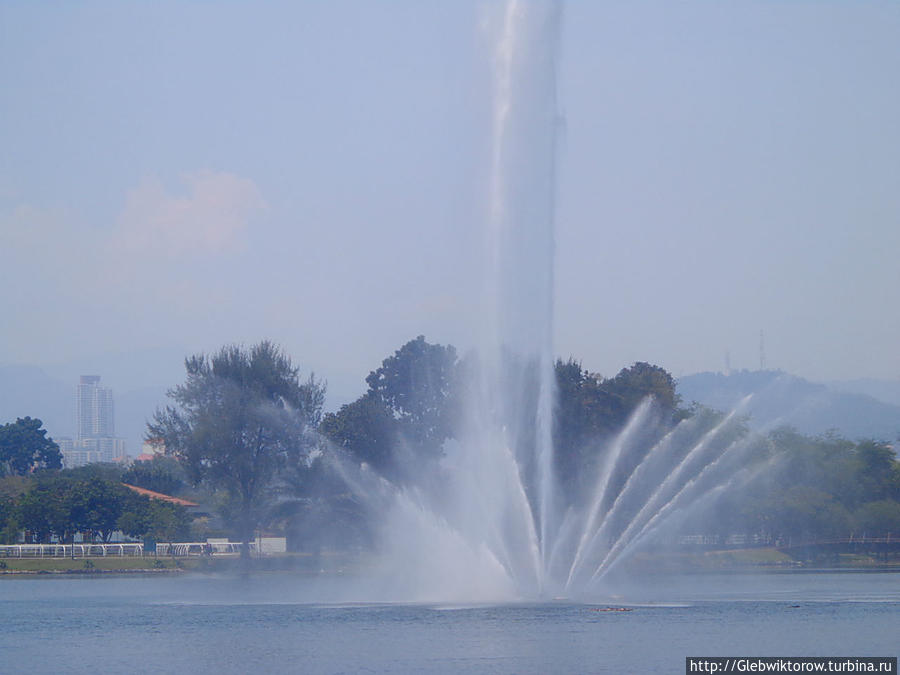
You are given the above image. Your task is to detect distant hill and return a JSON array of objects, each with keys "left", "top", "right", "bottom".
[
  {"left": 677, "top": 370, "right": 900, "bottom": 441},
  {"left": 826, "top": 378, "right": 900, "bottom": 408}
]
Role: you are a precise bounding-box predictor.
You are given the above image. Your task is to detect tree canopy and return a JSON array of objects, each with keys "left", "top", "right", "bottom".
[
  {"left": 148, "top": 341, "right": 324, "bottom": 554},
  {"left": 553, "top": 359, "right": 686, "bottom": 497},
  {"left": 706, "top": 430, "right": 900, "bottom": 543},
  {"left": 0, "top": 417, "right": 62, "bottom": 476},
  {"left": 320, "top": 392, "right": 397, "bottom": 474},
  {"left": 13, "top": 475, "right": 190, "bottom": 545},
  {"left": 122, "top": 455, "right": 187, "bottom": 496},
  {"left": 365, "top": 334, "right": 459, "bottom": 448},
  {"left": 323, "top": 335, "right": 459, "bottom": 473}
]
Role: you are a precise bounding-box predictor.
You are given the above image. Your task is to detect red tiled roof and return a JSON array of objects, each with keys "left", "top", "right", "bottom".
[{"left": 122, "top": 483, "right": 199, "bottom": 507}]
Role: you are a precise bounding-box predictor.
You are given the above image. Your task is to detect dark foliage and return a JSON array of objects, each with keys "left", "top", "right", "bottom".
[
  {"left": 122, "top": 455, "right": 187, "bottom": 496},
  {"left": 148, "top": 341, "right": 324, "bottom": 554},
  {"left": 0, "top": 417, "right": 62, "bottom": 476}
]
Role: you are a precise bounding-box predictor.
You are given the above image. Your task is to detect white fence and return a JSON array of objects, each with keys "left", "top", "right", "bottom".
[
  {"left": 0, "top": 543, "right": 144, "bottom": 558},
  {"left": 1, "top": 538, "right": 285, "bottom": 558},
  {"left": 155, "top": 541, "right": 256, "bottom": 556}
]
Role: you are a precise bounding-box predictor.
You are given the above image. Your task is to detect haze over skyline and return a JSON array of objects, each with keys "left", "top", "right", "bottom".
[{"left": 3, "top": 1, "right": 899, "bottom": 408}]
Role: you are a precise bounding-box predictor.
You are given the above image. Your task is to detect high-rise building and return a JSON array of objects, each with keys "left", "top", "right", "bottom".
[
  {"left": 61, "top": 376, "right": 127, "bottom": 468},
  {"left": 76, "top": 375, "right": 115, "bottom": 439}
]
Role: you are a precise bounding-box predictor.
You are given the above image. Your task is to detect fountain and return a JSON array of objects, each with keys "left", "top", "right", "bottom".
[{"left": 326, "top": 1, "right": 769, "bottom": 602}]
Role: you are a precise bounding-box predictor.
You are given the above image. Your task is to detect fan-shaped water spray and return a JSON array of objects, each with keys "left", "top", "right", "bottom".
[{"left": 323, "top": 1, "right": 772, "bottom": 601}]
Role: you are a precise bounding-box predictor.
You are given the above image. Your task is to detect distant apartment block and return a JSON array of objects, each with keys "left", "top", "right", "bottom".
[
  {"left": 76, "top": 375, "right": 114, "bottom": 438},
  {"left": 61, "top": 376, "right": 127, "bottom": 468}
]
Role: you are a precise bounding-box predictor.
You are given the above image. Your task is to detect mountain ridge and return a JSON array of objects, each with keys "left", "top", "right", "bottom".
[{"left": 677, "top": 369, "right": 900, "bottom": 441}]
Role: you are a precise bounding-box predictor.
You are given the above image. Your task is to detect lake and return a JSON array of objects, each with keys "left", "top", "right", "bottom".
[{"left": 1, "top": 570, "right": 897, "bottom": 673}]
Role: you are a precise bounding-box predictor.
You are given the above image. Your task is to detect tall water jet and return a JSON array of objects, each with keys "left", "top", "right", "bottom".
[
  {"left": 356, "top": 1, "right": 564, "bottom": 600},
  {"left": 479, "top": 0, "right": 563, "bottom": 593},
  {"left": 323, "top": 1, "right": 770, "bottom": 602}
]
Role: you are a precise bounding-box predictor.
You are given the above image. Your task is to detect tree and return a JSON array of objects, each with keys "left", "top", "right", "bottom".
[
  {"left": 148, "top": 341, "right": 324, "bottom": 557},
  {"left": 16, "top": 477, "right": 74, "bottom": 544},
  {"left": 145, "top": 500, "right": 192, "bottom": 545},
  {"left": 15, "top": 476, "right": 130, "bottom": 545},
  {"left": 320, "top": 336, "right": 460, "bottom": 484},
  {"left": 553, "top": 359, "right": 687, "bottom": 501},
  {"left": 0, "top": 494, "right": 18, "bottom": 544},
  {"left": 853, "top": 441, "right": 897, "bottom": 503},
  {"left": 0, "top": 417, "right": 62, "bottom": 476},
  {"left": 117, "top": 493, "right": 191, "bottom": 546},
  {"left": 606, "top": 362, "right": 681, "bottom": 415},
  {"left": 365, "top": 335, "right": 459, "bottom": 450},
  {"left": 61, "top": 463, "right": 124, "bottom": 483},
  {"left": 854, "top": 499, "right": 900, "bottom": 537},
  {"left": 77, "top": 479, "right": 129, "bottom": 543},
  {"left": 320, "top": 392, "right": 397, "bottom": 473},
  {"left": 116, "top": 492, "right": 154, "bottom": 541},
  {"left": 122, "top": 455, "right": 187, "bottom": 496}
]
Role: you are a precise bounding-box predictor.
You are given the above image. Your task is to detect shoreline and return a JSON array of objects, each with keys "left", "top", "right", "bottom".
[
  {"left": 0, "top": 567, "right": 186, "bottom": 576},
  {"left": 2, "top": 549, "right": 899, "bottom": 577}
]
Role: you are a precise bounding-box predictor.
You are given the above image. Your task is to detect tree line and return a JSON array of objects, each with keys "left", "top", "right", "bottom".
[
  {"left": 1, "top": 467, "right": 191, "bottom": 547},
  {"left": 711, "top": 429, "right": 900, "bottom": 542},
  {"left": 1, "top": 418, "right": 193, "bottom": 546},
  {"left": 2, "top": 336, "right": 899, "bottom": 554}
]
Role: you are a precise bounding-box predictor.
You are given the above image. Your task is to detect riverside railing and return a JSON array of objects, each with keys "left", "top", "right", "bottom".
[
  {"left": 155, "top": 541, "right": 257, "bottom": 556},
  {"left": 0, "top": 543, "right": 144, "bottom": 558}
]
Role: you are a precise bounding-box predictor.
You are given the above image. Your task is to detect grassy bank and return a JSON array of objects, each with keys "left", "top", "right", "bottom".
[
  {"left": 4, "top": 548, "right": 898, "bottom": 576},
  {"left": 0, "top": 551, "right": 363, "bottom": 575},
  {"left": 613, "top": 547, "right": 900, "bottom": 573},
  {"left": 0, "top": 556, "right": 184, "bottom": 573}
]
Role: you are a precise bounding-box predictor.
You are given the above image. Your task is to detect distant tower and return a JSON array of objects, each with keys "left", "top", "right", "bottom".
[
  {"left": 759, "top": 330, "right": 767, "bottom": 371},
  {"left": 65, "top": 375, "right": 124, "bottom": 468},
  {"left": 75, "top": 375, "right": 115, "bottom": 439},
  {"left": 725, "top": 350, "right": 732, "bottom": 375}
]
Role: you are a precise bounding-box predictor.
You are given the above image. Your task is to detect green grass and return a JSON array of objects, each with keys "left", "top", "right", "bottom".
[
  {"left": 701, "top": 548, "right": 796, "bottom": 566},
  {"left": 0, "top": 556, "right": 183, "bottom": 573},
  {"left": 623, "top": 548, "right": 800, "bottom": 573},
  {"left": 0, "top": 552, "right": 342, "bottom": 574}
]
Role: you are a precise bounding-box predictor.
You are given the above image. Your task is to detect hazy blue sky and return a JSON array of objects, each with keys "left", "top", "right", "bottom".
[{"left": 2, "top": 1, "right": 899, "bottom": 406}]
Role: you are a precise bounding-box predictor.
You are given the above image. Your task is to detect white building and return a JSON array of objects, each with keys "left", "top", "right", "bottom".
[
  {"left": 61, "top": 376, "right": 127, "bottom": 468},
  {"left": 76, "top": 375, "right": 114, "bottom": 439}
]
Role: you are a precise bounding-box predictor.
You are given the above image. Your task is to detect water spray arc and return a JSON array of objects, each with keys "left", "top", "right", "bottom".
[{"left": 326, "top": 2, "right": 774, "bottom": 602}]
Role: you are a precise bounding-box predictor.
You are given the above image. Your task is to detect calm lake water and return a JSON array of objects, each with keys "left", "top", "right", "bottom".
[{"left": 1, "top": 571, "right": 898, "bottom": 673}]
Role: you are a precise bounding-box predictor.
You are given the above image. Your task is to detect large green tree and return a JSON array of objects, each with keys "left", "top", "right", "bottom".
[
  {"left": 148, "top": 341, "right": 324, "bottom": 556},
  {"left": 17, "top": 477, "right": 81, "bottom": 544},
  {"left": 322, "top": 336, "right": 459, "bottom": 474},
  {"left": 553, "top": 359, "right": 686, "bottom": 500},
  {"left": 0, "top": 417, "right": 62, "bottom": 476},
  {"left": 320, "top": 392, "right": 397, "bottom": 473},
  {"left": 365, "top": 335, "right": 459, "bottom": 449}
]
